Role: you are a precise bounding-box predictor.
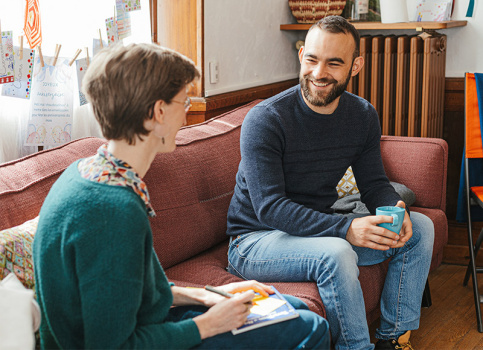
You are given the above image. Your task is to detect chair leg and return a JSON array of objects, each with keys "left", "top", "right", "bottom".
[
  {"left": 421, "top": 279, "right": 432, "bottom": 308},
  {"left": 464, "top": 227, "right": 483, "bottom": 286},
  {"left": 466, "top": 217, "right": 483, "bottom": 332}
]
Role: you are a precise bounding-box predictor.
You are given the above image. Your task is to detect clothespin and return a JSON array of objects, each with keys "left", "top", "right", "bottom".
[
  {"left": 99, "top": 29, "right": 103, "bottom": 48},
  {"left": 52, "top": 44, "right": 61, "bottom": 66},
  {"left": 85, "top": 47, "right": 89, "bottom": 67},
  {"left": 19, "top": 36, "right": 23, "bottom": 60},
  {"left": 69, "top": 49, "right": 82, "bottom": 66},
  {"left": 37, "top": 45, "right": 44, "bottom": 67}
]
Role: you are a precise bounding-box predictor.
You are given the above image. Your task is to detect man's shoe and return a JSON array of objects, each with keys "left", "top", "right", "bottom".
[{"left": 374, "top": 331, "right": 414, "bottom": 350}]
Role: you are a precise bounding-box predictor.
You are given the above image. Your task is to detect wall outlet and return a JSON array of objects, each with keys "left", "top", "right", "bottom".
[{"left": 209, "top": 61, "right": 219, "bottom": 84}]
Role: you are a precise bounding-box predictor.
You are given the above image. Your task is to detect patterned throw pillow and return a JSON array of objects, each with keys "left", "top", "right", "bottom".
[
  {"left": 336, "top": 166, "right": 359, "bottom": 199},
  {"left": 0, "top": 217, "right": 39, "bottom": 291}
]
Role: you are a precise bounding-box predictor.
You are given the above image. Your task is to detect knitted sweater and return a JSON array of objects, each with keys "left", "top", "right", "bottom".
[
  {"left": 227, "top": 85, "right": 401, "bottom": 238},
  {"left": 33, "top": 162, "right": 201, "bottom": 349}
]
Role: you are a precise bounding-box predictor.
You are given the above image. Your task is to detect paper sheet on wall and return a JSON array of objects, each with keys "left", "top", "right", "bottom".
[
  {"left": 0, "top": 31, "right": 14, "bottom": 85},
  {"left": 75, "top": 58, "right": 88, "bottom": 106},
  {"left": 105, "top": 17, "right": 120, "bottom": 46},
  {"left": 2, "top": 46, "right": 35, "bottom": 99},
  {"left": 122, "top": 0, "right": 141, "bottom": 12},
  {"left": 93, "top": 38, "right": 108, "bottom": 57},
  {"left": 116, "top": 0, "right": 132, "bottom": 39},
  {"left": 26, "top": 57, "right": 74, "bottom": 146}
]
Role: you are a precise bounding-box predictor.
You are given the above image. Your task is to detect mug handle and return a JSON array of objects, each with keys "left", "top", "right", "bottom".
[{"left": 391, "top": 214, "right": 399, "bottom": 226}]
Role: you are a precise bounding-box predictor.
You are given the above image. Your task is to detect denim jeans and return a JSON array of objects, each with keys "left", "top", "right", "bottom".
[
  {"left": 166, "top": 295, "right": 330, "bottom": 349},
  {"left": 227, "top": 211, "right": 434, "bottom": 350}
]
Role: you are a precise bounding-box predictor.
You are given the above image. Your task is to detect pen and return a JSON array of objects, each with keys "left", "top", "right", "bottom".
[
  {"left": 205, "top": 285, "right": 235, "bottom": 298},
  {"left": 204, "top": 285, "right": 255, "bottom": 305}
]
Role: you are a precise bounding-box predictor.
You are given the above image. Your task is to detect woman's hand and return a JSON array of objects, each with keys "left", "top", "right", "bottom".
[
  {"left": 203, "top": 280, "right": 274, "bottom": 307},
  {"left": 193, "top": 290, "right": 255, "bottom": 339}
]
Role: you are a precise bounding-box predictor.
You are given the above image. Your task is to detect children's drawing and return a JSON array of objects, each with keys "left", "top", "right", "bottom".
[
  {"left": 105, "top": 17, "right": 120, "bottom": 45},
  {"left": 75, "top": 58, "right": 88, "bottom": 106},
  {"left": 27, "top": 57, "right": 74, "bottom": 146},
  {"left": 0, "top": 31, "right": 14, "bottom": 85},
  {"left": 2, "top": 46, "right": 35, "bottom": 99},
  {"left": 123, "top": 0, "right": 141, "bottom": 12},
  {"left": 24, "top": 0, "right": 42, "bottom": 49},
  {"left": 116, "top": 0, "right": 132, "bottom": 39}
]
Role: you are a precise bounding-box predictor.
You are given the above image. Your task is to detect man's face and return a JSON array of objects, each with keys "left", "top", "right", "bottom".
[{"left": 298, "top": 29, "right": 360, "bottom": 111}]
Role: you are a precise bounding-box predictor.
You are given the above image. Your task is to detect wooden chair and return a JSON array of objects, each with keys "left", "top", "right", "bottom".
[{"left": 462, "top": 72, "right": 483, "bottom": 333}]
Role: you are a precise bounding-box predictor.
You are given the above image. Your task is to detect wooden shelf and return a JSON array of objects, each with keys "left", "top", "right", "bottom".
[{"left": 280, "top": 20, "right": 467, "bottom": 31}]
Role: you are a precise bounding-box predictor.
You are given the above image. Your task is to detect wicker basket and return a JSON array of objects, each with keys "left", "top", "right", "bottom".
[{"left": 288, "top": 0, "right": 347, "bottom": 23}]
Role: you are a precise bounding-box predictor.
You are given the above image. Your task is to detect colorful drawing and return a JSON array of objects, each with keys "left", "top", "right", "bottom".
[
  {"left": 415, "top": 0, "right": 452, "bottom": 21},
  {"left": 123, "top": 0, "right": 141, "bottom": 12},
  {"left": 75, "top": 58, "right": 88, "bottom": 106},
  {"left": 2, "top": 46, "right": 35, "bottom": 99},
  {"left": 27, "top": 57, "right": 74, "bottom": 146},
  {"left": 0, "top": 31, "right": 14, "bottom": 85},
  {"left": 92, "top": 38, "right": 108, "bottom": 57},
  {"left": 105, "top": 17, "right": 119, "bottom": 45},
  {"left": 116, "top": 0, "right": 132, "bottom": 40},
  {"left": 24, "top": 0, "right": 42, "bottom": 49}
]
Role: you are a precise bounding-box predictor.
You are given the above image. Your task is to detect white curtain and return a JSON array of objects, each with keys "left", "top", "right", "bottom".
[
  {"left": 0, "top": 0, "right": 151, "bottom": 164},
  {"left": 0, "top": 97, "right": 104, "bottom": 163}
]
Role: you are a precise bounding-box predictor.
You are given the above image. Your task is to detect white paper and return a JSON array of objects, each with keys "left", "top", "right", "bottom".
[{"left": 27, "top": 57, "right": 74, "bottom": 146}]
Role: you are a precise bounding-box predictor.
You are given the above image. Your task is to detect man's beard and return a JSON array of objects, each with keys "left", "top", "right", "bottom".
[{"left": 300, "top": 69, "right": 352, "bottom": 107}]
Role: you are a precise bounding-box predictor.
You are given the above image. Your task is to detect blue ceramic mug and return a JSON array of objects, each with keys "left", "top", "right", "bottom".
[{"left": 376, "top": 206, "right": 405, "bottom": 234}]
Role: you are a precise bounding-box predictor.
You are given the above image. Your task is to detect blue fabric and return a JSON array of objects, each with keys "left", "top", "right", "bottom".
[
  {"left": 228, "top": 212, "right": 434, "bottom": 350},
  {"left": 456, "top": 73, "right": 483, "bottom": 222},
  {"left": 226, "top": 86, "right": 401, "bottom": 239},
  {"left": 466, "top": 0, "right": 475, "bottom": 17},
  {"left": 167, "top": 296, "right": 330, "bottom": 349}
]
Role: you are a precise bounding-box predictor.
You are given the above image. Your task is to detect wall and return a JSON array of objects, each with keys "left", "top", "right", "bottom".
[
  {"left": 204, "top": 0, "right": 304, "bottom": 96},
  {"left": 203, "top": 0, "right": 482, "bottom": 96}
]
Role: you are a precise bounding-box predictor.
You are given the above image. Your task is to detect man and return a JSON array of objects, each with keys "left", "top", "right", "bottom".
[{"left": 226, "top": 15, "right": 434, "bottom": 350}]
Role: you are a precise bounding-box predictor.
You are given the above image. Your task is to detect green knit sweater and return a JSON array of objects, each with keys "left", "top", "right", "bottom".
[{"left": 33, "top": 161, "right": 201, "bottom": 349}]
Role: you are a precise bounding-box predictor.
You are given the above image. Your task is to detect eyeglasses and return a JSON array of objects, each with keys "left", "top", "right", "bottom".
[{"left": 171, "top": 97, "right": 192, "bottom": 112}]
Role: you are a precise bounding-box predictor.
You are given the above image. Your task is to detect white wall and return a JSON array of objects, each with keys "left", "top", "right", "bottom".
[
  {"left": 204, "top": 0, "right": 482, "bottom": 96},
  {"left": 204, "top": 0, "right": 304, "bottom": 97}
]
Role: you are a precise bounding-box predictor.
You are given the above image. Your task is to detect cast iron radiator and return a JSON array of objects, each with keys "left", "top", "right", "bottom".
[{"left": 347, "top": 33, "right": 447, "bottom": 138}]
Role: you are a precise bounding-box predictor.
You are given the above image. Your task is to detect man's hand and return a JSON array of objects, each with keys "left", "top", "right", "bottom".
[
  {"left": 391, "top": 201, "right": 412, "bottom": 248},
  {"left": 346, "top": 201, "right": 412, "bottom": 250}
]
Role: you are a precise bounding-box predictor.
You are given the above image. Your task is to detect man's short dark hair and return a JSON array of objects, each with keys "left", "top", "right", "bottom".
[{"left": 308, "top": 15, "right": 360, "bottom": 59}]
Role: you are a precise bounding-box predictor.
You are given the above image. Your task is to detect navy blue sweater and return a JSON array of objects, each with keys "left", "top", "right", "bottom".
[{"left": 226, "top": 85, "right": 402, "bottom": 238}]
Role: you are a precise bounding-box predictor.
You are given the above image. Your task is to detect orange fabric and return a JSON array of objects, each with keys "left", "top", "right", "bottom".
[
  {"left": 466, "top": 73, "right": 483, "bottom": 158},
  {"left": 471, "top": 186, "right": 483, "bottom": 202}
]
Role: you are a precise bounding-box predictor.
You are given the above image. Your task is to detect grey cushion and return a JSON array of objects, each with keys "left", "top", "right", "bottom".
[{"left": 331, "top": 182, "right": 416, "bottom": 214}]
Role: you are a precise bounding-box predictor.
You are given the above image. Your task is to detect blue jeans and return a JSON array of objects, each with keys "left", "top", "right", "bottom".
[
  {"left": 227, "top": 212, "right": 434, "bottom": 350},
  {"left": 166, "top": 295, "right": 330, "bottom": 349}
]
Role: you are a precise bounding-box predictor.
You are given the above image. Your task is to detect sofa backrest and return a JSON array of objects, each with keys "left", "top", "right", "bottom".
[
  {"left": 145, "top": 100, "right": 261, "bottom": 268},
  {"left": 380, "top": 136, "right": 448, "bottom": 212},
  {"left": 0, "top": 137, "right": 106, "bottom": 230}
]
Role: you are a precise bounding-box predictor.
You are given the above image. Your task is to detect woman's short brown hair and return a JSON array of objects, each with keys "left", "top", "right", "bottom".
[{"left": 82, "top": 43, "right": 200, "bottom": 144}]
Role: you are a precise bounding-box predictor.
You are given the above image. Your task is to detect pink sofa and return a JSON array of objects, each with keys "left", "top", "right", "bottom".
[{"left": 0, "top": 99, "right": 448, "bottom": 326}]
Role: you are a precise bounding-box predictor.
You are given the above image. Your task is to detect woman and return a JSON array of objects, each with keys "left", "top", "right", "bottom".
[{"left": 32, "top": 43, "right": 329, "bottom": 349}]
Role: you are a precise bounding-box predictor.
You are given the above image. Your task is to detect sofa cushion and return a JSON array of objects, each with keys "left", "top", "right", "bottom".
[
  {"left": 164, "top": 241, "right": 388, "bottom": 324},
  {"left": 336, "top": 166, "right": 359, "bottom": 198},
  {"left": 0, "top": 216, "right": 39, "bottom": 290},
  {"left": 0, "top": 137, "right": 106, "bottom": 230},
  {"left": 145, "top": 100, "right": 262, "bottom": 269}
]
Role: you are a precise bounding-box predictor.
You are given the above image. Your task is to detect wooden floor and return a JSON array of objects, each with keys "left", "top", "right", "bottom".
[{"left": 369, "top": 264, "right": 483, "bottom": 349}]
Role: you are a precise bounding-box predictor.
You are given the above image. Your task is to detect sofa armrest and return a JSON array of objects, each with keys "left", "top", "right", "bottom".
[{"left": 380, "top": 136, "right": 448, "bottom": 212}]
